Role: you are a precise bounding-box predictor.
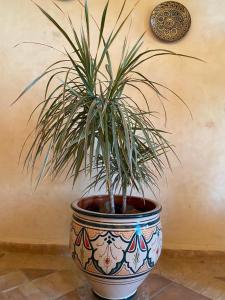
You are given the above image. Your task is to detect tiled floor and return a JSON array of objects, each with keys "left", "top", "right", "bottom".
[{"left": 0, "top": 251, "right": 224, "bottom": 299}]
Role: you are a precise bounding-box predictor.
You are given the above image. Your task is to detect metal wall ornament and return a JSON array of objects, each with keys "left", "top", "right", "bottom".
[{"left": 150, "top": 1, "right": 191, "bottom": 42}]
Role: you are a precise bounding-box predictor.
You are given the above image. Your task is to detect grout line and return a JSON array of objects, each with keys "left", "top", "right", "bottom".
[
  {"left": 155, "top": 275, "right": 214, "bottom": 300},
  {"left": 0, "top": 271, "right": 30, "bottom": 294},
  {"left": 24, "top": 270, "right": 59, "bottom": 284},
  {"left": 1, "top": 282, "right": 28, "bottom": 294},
  {"left": 148, "top": 282, "right": 174, "bottom": 299},
  {"left": 54, "top": 289, "right": 77, "bottom": 300}
]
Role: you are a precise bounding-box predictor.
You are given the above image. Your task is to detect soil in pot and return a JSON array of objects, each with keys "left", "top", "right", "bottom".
[{"left": 78, "top": 195, "right": 157, "bottom": 214}]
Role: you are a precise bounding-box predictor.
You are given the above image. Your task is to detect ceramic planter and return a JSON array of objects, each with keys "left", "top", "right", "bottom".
[{"left": 70, "top": 195, "right": 162, "bottom": 300}]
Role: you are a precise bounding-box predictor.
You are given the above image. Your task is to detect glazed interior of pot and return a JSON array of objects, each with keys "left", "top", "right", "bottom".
[{"left": 77, "top": 195, "right": 157, "bottom": 214}]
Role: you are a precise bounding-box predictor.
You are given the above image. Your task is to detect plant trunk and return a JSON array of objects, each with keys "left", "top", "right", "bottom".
[
  {"left": 122, "top": 186, "right": 127, "bottom": 213},
  {"left": 109, "top": 185, "right": 115, "bottom": 214}
]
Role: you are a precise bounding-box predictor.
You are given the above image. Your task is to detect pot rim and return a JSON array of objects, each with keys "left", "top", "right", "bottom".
[{"left": 71, "top": 195, "right": 162, "bottom": 219}]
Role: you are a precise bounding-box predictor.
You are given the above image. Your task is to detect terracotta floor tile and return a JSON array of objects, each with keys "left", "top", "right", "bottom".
[
  {"left": 57, "top": 285, "right": 95, "bottom": 300},
  {"left": 215, "top": 292, "right": 225, "bottom": 300},
  {"left": 200, "top": 278, "right": 225, "bottom": 299},
  {"left": 0, "top": 271, "right": 28, "bottom": 292},
  {"left": 57, "top": 270, "right": 86, "bottom": 289},
  {"left": 134, "top": 274, "right": 172, "bottom": 299},
  {"left": 75, "top": 286, "right": 96, "bottom": 300},
  {"left": 156, "top": 255, "right": 225, "bottom": 298},
  {"left": 21, "top": 268, "right": 56, "bottom": 280},
  {"left": 0, "top": 294, "right": 6, "bottom": 300},
  {"left": 2, "top": 289, "right": 27, "bottom": 300},
  {"left": 57, "top": 290, "right": 80, "bottom": 300},
  {"left": 32, "top": 270, "right": 82, "bottom": 299},
  {"left": 151, "top": 283, "right": 211, "bottom": 300},
  {"left": 18, "top": 281, "right": 50, "bottom": 300},
  {"left": 0, "top": 252, "right": 224, "bottom": 299}
]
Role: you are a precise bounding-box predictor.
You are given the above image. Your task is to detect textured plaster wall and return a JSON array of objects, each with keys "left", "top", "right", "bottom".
[{"left": 0, "top": 0, "right": 225, "bottom": 250}]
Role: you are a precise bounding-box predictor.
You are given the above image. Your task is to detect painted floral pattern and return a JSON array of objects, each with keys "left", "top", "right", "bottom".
[
  {"left": 73, "top": 228, "right": 93, "bottom": 268},
  {"left": 147, "top": 226, "right": 162, "bottom": 268},
  {"left": 125, "top": 233, "right": 148, "bottom": 273},
  {"left": 71, "top": 223, "right": 162, "bottom": 277},
  {"left": 91, "top": 232, "right": 124, "bottom": 274}
]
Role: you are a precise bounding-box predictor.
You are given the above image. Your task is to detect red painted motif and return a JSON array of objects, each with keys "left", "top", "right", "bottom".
[
  {"left": 84, "top": 230, "right": 92, "bottom": 250},
  {"left": 104, "top": 257, "right": 111, "bottom": 266},
  {"left": 128, "top": 236, "right": 136, "bottom": 252},
  {"left": 75, "top": 230, "right": 82, "bottom": 246},
  {"left": 139, "top": 236, "right": 147, "bottom": 251}
]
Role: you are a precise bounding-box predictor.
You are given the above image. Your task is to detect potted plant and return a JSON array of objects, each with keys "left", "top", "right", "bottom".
[{"left": 14, "top": 1, "right": 200, "bottom": 299}]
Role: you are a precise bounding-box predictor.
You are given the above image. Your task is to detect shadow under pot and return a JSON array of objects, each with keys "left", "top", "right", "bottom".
[{"left": 70, "top": 195, "right": 162, "bottom": 300}]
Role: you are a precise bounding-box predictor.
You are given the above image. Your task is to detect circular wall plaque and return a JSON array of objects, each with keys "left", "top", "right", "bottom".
[{"left": 150, "top": 1, "right": 191, "bottom": 42}]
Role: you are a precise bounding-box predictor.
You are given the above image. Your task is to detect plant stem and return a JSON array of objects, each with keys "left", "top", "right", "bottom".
[
  {"left": 109, "top": 186, "right": 115, "bottom": 214},
  {"left": 122, "top": 185, "right": 127, "bottom": 213}
]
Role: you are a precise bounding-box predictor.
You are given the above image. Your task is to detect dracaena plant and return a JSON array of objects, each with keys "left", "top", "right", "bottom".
[{"left": 14, "top": 1, "right": 199, "bottom": 214}]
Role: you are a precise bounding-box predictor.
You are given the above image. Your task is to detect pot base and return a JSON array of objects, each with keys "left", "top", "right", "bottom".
[{"left": 93, "top": 289, "right": 137, "bottom": 300}]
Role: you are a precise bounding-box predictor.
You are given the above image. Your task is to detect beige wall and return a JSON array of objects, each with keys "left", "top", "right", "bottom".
[{"left": 0, "top": 0, "right": 225, "bottom": 251}]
